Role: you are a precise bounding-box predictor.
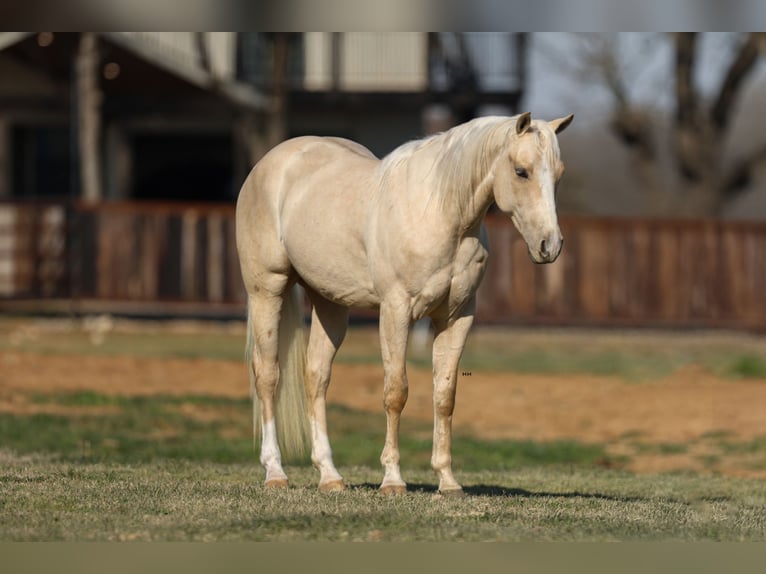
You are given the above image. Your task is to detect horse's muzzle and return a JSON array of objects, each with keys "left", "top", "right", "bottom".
[{"left": 531, "top": 234, "right": 563, "bottom": 264}]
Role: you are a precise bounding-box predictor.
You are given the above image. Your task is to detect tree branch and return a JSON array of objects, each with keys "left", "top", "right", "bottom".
[
  {"left": 720, "top": 143, "right": 766, "bottom": 200},
  {"left": 711, "top": 33, "right": 764, "bottom": 133},
  {"left": 581, "top": 35, "right": 654, "bottom": 157},
  {"left": 674, "top": 33, "right": 698, "bottom": 128},
  {"left": 673, "top": 33, "right": 709, "bottom": 181},
  {"left": 587, "top": 34, "right": 629, "bottom": 107}
]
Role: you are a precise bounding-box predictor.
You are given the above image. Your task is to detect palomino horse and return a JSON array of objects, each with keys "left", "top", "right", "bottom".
[{"left": 236, "top": 112, "right": 573, "bottom": 496}]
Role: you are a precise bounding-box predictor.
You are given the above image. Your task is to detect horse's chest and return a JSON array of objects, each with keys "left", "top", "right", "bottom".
[
  {"left": 413, "top": 237, "right": 488, "bottom": 319},
  {"left": 448, "top": 242, "right": 488, "bottom": 307}
]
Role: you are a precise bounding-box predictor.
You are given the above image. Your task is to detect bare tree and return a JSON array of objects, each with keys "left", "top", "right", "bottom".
[
  {"left": 670, "top": 33, "right": 765, "bottom": 215},
  {"left": 77, "top": 33, "right": 103, "bottom": 203},
  {"left": 239, "top": 33, "right": 292, "bottom": 165},
  {"left": 556, "top": 33, "right": 765, "bottom": 217}
]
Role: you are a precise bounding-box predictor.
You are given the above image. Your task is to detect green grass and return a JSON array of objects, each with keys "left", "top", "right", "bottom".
[
  {"left": 2, "top": 390, "right": 766, "bottom": 541},
  {"left": 2, "top": 319, "right": 766, "bottom": 541},
  {"left": 728, "top": 354, "right": 766, "bottom": 379},
  {"left": 1, "top": 453, "right": 765, "bottom": 541},
  {"left": 3, "top": 319, "right": 766, "bottom": 382},
  {"left": 0, "top": 394, "right": 607, "bottom": 470},
  {"left": 0, "top": 328, "right": 246, "bottom": 362},
  {"left": 632, "top": 443, "right": 689, "bottom": 455},
  {"left": 454, "top": 329, "right": 766, "bottom": 382},
  {"left": 717, "top": 437, "right": 766, "bottom": 455},
  {"left": 0, "top": 394, "right": 250, "bottom": 464}
]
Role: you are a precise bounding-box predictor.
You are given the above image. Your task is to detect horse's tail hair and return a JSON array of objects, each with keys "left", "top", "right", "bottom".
[{"left": 246, "top": 285, "right": 311, "bottom": 461}]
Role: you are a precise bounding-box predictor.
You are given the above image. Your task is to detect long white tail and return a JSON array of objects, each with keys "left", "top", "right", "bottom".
[{"left": 246, "top": 285, "right": 311, "bottom": 461}]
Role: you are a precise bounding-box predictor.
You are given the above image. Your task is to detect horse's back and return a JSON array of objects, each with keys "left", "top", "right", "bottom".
[
  {"left": 238, "top": 135, "right": 378, "bottom": 219},
  {"left": 261, "top": 135, "right": 377, "bottom": 176}
]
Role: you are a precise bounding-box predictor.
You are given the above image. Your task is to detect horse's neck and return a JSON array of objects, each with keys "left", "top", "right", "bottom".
[{"left": 423, "top": 119, "right": 507, "bottom": 231}]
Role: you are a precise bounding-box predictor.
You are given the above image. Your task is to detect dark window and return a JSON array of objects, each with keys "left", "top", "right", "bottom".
[
  {"left": 11, "top": 125, "right": 72, "bottom": 198},
  {"left": 131, "top": 133, "right": 233, "bottom": 202},
  {"left": 236, "top": 32, "right": 305, "bottom": 89}
]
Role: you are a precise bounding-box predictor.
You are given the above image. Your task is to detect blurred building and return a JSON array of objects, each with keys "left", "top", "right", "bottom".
[
  {"left": 0, "top": 32, "right": 267, "bottom": 203},
  {"left": 241, "top": 32, "right": 525, "bottom": 154},
  {"left": 0, "top": 32, "right": 525, "bottom": 306},
  {"left": 0, "top": 33, "right": 763, "bottom": 330},
  {"left": 0, "top": 32, "right": 525, "bottom": 204}
]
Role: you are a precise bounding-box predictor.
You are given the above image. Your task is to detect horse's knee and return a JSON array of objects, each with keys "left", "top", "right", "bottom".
[
  {"left": 433, "top": 380, "right": 457, "bottom": 418},
  {"left": 383, "top": 374, "right": 408, "bottom": 412}
]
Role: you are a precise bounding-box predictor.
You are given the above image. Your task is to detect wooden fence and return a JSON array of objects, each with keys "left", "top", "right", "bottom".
[
  {"left": 1, "top": 201, "right": 764, "bottom": 330},
  {"left": 476, "top": 216, "right": 766, "bottom": 330}
]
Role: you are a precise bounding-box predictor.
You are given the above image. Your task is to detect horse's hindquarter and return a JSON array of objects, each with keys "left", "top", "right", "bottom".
[{"left": 277, "top": 138, "right": 381, "bottom": 308}]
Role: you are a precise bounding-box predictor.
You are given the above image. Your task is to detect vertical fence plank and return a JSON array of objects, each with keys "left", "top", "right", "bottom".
[
  {"left": 225, "top": 216, "right": 246, "bottom": 304},
  {"left": 577, "top": 223, "right": 610, "bottom": 320},
  {"left": 139, "top": 213, "right": 161, "bottom": 300},
  {"left": 628, "top": 223, "right": 651, "bottom": 320},
  {"left": 207, "top": 213, "right": 224, "bottom": 303},
  {"left": 180, "top": 210, "right": 198, "bottom": 301},
  {"left": 744, "top": 229, "right": 766, "bottom": 328},
  {"left": 510, "top": 234, "right": 536, "bottom": 319},
  {"left": 496, "top": 224, "right": 515, "bottom": 317},
  {"left": 538, "top": 257, "right": 566, "bottom": 317},
  {"left": 654, "top": 224, "right": 679, "bottom": 323},
  {"left": 608, "top": 224, "right": 630, "bottom": 319}
]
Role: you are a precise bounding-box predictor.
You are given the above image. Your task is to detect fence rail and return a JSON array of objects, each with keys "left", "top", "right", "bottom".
[{"left": 1, "top": 201, "right": 764, "bottom": 330}]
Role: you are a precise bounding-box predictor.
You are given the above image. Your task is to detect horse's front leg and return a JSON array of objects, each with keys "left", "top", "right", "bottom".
[
  {"left": 378, "top": 296, "right": 411, "bottom": 495},
  {"left": 430, "top": 298, "right": 475, "bottom": 496}
]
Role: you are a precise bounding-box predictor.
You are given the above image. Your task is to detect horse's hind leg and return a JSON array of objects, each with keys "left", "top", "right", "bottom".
[
  {"left": 249, "top": 290, "right": 289, "bottom": 488},
  {"left": 304, "top": 291, "right": 348, "bottom": 492}
]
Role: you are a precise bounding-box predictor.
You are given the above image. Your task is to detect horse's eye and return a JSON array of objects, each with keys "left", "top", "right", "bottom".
[{"left": 515, "top": 167, "right": 529, "bottom": 179}]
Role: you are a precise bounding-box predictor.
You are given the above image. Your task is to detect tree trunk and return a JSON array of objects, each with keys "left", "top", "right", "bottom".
[
  {"left": 267, "top": 33, "right": 290, "bottom": 150},
  {"left": 77, "top": 33, "right": 102, "bottom": 203}
]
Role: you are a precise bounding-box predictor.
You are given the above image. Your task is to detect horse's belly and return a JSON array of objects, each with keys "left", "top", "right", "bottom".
[
  {"left": 286, "top": 238, "right": 379, "bottom": 308},
  {"left": 300, "top": 267, "right": 380, "bottom": 309}
]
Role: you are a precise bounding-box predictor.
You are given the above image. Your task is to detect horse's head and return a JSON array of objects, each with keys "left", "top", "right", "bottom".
[{"left": 493, "top": 112, "right": 573, "bottom": 264}]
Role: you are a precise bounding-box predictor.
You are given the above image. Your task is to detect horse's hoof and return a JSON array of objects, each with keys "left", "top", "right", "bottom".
[
  {"left": 379, "top": 483, "right": 407, "bottom": 496},
  {"left": 438, "top": 487, "right": 465, "bottom": 498},
  {"left": 319, "top": 479, "right": 346, "bottom": 493},
  {"left": 265, "top": 478, "right": 289, "bottom": 489}
]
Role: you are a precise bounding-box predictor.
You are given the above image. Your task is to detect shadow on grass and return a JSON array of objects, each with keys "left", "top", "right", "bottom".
[
  {"left": 353, "top": 481, "right": 647, "bottom": 502},
  {"left": 463, "top": 484, "right": 647, "bottom": 502}
]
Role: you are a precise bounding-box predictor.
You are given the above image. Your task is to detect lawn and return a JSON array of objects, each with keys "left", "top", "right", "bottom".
[
  {"left": 1, "top": 317, "right": 765, "bottom": 541},
  {"left": 2, "top": 451, "right": 765, "bottom": 541}
]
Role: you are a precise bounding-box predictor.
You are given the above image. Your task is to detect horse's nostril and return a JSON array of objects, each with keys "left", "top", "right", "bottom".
[{"left": 540, "top": 239, "right": 548, "bottom": 256}]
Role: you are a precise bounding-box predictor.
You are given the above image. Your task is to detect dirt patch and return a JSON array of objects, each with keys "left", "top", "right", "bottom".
[
  {"left": 2, "top": 350, "right": 766, "bottom": 476},
  {"left": 324, "top": 363, "right": 766, "bottom": 444}
]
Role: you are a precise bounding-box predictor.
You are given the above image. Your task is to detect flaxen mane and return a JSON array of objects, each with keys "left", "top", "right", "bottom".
[{"left": 376, "top": 116, "right": 521, "bottom": 218}]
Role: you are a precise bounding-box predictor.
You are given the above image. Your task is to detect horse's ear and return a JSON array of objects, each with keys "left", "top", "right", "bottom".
[
  {"left": 515, "top": 112, "right": 532, "bottom": 135},
  {"left": 549, "top": 114, "right": 574, "bottom": 135}
]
